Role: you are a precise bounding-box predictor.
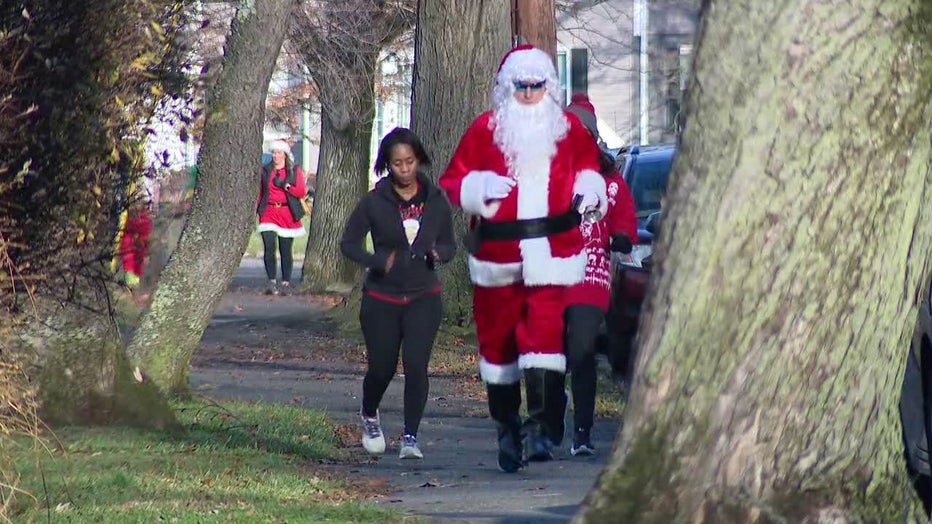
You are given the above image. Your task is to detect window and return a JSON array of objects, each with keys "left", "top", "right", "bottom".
[{"left": 557, "top": 50, "right": 570, "bottom": 105}]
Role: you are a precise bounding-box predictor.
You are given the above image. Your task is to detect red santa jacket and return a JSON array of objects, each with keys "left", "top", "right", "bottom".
[{"left": 440, "top": 110, "right": 603, "bottom": 288}]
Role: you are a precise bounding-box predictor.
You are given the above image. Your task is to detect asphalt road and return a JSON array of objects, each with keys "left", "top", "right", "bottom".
[{"left": 191, "top": 257, "right": 621, "bottom": 523}]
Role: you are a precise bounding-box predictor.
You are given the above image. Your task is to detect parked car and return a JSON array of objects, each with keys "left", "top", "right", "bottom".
[
  {"left": 604, "top": 144, "right": 676, "bottom": 380},
  {"left": 901, "top": 278, "right": 932, "bottom": 514}
]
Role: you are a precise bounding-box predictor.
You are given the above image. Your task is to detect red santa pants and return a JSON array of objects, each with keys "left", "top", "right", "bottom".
[{"left": 473, "top": 283, "right": 567, "bottom": 384}]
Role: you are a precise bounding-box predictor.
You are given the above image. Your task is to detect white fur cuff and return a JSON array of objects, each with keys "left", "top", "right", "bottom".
[
  {"left": 468, "top": 256, "right": 522, "bottom": 287},
  {"left": 480, "top": 358, "right": 521, "bottom": 384},
  {"left": 574, "top": 169, "right": 609, "bottom": 217},
  {"left": 518, "top": 352, "right": 567, "bottom": 374},
  {"left": 460, "top": 170, "right": 502, "bottom": 219}
]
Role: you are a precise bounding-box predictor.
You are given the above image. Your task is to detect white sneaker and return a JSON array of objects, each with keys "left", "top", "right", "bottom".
[
  {"left": 398, "top": 434, "right": 423, "bottom": 459},
  {"left": 360, "top": 410, "right": 385, "bottom": 455}
]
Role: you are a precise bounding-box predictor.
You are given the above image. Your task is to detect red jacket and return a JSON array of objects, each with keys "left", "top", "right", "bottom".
[
  {"left": 439, "top": 111, "right": 603, "bottom": 288},
  {"left": 565, "top": 173, "right": 638, "bottom": 311}
]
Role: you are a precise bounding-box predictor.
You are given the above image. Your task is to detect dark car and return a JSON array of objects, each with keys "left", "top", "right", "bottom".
[
  {"left": 604, "top": 144, "right": 676, "bottom": 380},
  {"left": 902, "top": 279, "right": 932, "bottom": 514}
]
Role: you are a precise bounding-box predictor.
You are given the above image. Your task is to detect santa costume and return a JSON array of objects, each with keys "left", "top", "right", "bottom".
[{"left": 439, "top": 45, "right": 606, "bottom": 471}]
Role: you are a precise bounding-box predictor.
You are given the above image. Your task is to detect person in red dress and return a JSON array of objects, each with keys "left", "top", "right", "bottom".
[
  {"left": 120, "top": 197, "right": 153, "bottom": 289},
  {"left": 439, "top": 45, "right": 607, "bottom": 472},
  {"left": 256, "top": 140, "right": 307, "bottom": 295},
  {"left": 563, "top": 93, "right": 638, "bottom": 457}
]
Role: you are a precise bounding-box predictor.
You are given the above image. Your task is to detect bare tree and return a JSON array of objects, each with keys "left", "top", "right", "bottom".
[
  {"left": 128, "top": 0, "right": 299, "bottom": 394},
  {"left": 409, "top": 0, "right": 511, "bottom": 326},
  {"left": 291, "top": 0, "right": 415, "bottom": 294},
  {"left": 578, "top": 0, "right": 932, "bottom": 520}
]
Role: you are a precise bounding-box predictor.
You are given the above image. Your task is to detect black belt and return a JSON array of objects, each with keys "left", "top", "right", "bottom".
[{"left": 476, "top": 209, "right": 581, "bottom": 242}]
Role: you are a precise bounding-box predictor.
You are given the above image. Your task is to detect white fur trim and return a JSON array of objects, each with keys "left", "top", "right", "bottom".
[
  {"left": 496, "top": 48, "right": 558, "bottom": 87},
  {"left": 468, "top": 256, "right": 522, "bottom": 287},
  {"left": 256, "top": 223, "right": 306, "bottom": 238},
  {"left": 515, "top": 156, "right": 552, "bottom": 220},
  {"left": 460, "top": 170, "right": 502, "bottom": 219},
  {"left": 479, "top": 357, "right": 521, "bottom": 384},
  {"left": 574, "top": 169, "right": 609, "bottom": 217},
  {"left": 519, "top": 238, "right": 587, "bottom": 286},
  {"left": 518, "top": 352, "right": 567, "bottom": 373},
  {"left": 269, "top": 140, "right": 294, "bottom": 161}
]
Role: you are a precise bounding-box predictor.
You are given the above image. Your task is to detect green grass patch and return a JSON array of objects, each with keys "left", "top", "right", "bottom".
[
  {"left": 593, "top": 362, "right": 626, "bottom": 418},
  {"left": 8, "top": 399, "right": 397, "bottom": 523}
]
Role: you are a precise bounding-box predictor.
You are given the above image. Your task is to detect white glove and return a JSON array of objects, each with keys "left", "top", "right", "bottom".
[{"left": 483, "top": 175, "right": 516, "bottom": 200}]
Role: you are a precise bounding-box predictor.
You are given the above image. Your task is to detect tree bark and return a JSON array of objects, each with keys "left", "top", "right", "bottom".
[
  {"left": 1, "top": 0, "right": 182, "bottom": 428},
  {"left": 127, "top": 0, "right": 297, "bottom": 395},
  {"left": 295, "top": 2, "right": 413, "bottom": 294},
  {"left": 578, "top": 1, "right": 932, "bottom": 521},
  {"left": 26, "top": 297, "right": 177, "bottom": 429},
  {"left": 410, "top": 0, "right": 511, "bottom": 326},
  {"left": 300, "top": 58, "right": 376, "bottom": 294},
  {"left": 515, "top": 0, "right": 557, "bottom": 60}
]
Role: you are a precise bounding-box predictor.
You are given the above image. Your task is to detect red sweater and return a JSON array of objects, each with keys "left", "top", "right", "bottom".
[{"left": 565, "top": 173, "right": 638, "bottom": 311}]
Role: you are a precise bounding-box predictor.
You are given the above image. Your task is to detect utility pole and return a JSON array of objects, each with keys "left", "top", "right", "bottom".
[
  {"left": 512, "top": 0, "right": 557, "bottom": 64},
  {"left": 634, "top": 0, "right": 650, "bottom": 144}
]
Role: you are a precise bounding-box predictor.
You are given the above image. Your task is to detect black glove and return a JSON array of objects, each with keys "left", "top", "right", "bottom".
[
  {"left": 272, "top": 177, "right": 287, "bottom": 189},
  {"left": 610, "top": 233, "right": 633, "bottom": 254},
  {"left": 424, "top": 251, "right": 437, "bottom": 271}
]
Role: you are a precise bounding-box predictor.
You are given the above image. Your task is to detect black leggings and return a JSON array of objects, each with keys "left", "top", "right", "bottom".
[
  {"left": 359, "top": 291, "right": 442, "bottom": 436},
  {"left": 260, "top": 231, "right": 294, "bottom": 283},
  {"left": 565, "top": 304, "right": 605, "bottom": 432}
]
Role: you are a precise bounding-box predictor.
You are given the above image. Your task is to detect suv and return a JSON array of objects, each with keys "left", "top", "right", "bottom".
[
  {"left": 902, "top": 278, "right": 932, "bottom": 513},
  {"left": 605, "top": 144, "right": 676, "bottom": 380}
]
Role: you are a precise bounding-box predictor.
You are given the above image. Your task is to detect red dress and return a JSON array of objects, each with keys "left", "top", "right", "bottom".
[
  {"left": 257, "top": 165, "right": 308, "bottom": 237},
  {"left": 565, "top": 173, "right": 638, "bottom": 311},
  {"left": 120, "top": 209, "right": 153, "bottom": 277}
]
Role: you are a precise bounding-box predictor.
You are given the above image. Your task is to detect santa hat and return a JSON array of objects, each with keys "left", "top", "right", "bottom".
[
  {"left": 270, "top": 140, "right": 293, "bottom": 162},
  {"left": 566, "top": 93, "right": 598, "bottom": 138},
  {"left": 496, "top": 45, "right": 559, "bottom": 87}
]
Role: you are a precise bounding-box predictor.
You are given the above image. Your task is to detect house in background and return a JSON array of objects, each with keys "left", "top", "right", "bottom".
[
  {"left": 557, "top": 0, "right": 698, "bottom": 147},
  {"left": 259, "top": 0, "right": 701, "bottom": 183}
]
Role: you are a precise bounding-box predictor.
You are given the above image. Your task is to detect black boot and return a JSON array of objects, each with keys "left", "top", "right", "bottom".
[
  {"left": 487, "top": 383, "right": 524, "bottom": 473},
  {"left": 523, "top": 368, "right": 567, "bottom": 461}
]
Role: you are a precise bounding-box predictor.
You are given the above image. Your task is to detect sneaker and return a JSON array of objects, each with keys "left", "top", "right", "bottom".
[
  {"left": 264, "top": 280, "right": 279, "bottom": 296},
  {"left": 279, "top": 281, "right": 292, "bottom": 296},
  {"left": 570, "top": 428, "right": 595, "bottom": 457},
  {"left": 398, "top": 434, "right": 423, "bottom": 459},
  {"left": 360, "top": 410, "right": 385, "bottom": 455}
]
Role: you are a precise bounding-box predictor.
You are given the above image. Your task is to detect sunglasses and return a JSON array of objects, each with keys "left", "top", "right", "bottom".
[{"left": 512, "top": 80, "right": 547, "bottom": 92}]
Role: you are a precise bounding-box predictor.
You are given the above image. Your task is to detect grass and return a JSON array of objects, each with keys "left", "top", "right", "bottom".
[{"left": 7, "top": 399, "right": 398, "bottom": 524}]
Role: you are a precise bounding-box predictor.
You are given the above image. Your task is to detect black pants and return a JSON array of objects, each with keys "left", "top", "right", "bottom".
[
  {"left": 360, "top": 291, "right": 442, "bottom": 436},
  {"left": 260, "top": 231, "right": 294, "bottom": 282},
  {"left": 565, "top": 304, "right": 605, "bottom": 432}
]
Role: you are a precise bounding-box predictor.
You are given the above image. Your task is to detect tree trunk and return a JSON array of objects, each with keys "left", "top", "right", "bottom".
[
  {"left": 300, "top": 64, "right": 375, "bottom": 294},
  {"left": 127, "top": 0, "right": 297, "bottom": 395},
  {"left": 26, "top": 297, "right": 178, "bottom": 429},
  {"left": 578, "top": 1, "right": 932, "bottom": 521},
  {"left": 410, "top": 0, "right": 511, "bottom": 326},
  {"left": 1, "top": 0, "right": 183, "bottom": 428},
  {"left": 515, "top": 0, "right": 557, "bottom": 60}
]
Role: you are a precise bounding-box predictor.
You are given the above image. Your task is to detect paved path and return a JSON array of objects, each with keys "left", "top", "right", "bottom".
[{"left": 191, "top": 258, "right": 621, "bottom": 523}]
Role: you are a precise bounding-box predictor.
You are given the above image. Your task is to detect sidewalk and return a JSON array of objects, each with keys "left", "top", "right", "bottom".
[{"left": 191, "top": 257, "right": 620, "bottom": 523}]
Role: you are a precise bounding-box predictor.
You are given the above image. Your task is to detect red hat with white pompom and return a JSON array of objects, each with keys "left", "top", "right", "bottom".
[{"left": 495, "top": 45, "right": 559, "bottom": 86}]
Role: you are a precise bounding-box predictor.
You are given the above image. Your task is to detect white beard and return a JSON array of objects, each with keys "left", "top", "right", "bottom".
[{"left": 492, "top": 96, "right": 568, "bottom": 184}]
